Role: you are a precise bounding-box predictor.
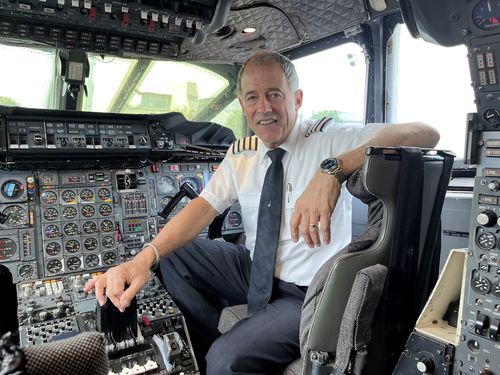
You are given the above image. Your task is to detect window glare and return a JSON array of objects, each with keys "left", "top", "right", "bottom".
[
  {"left": 293, "top": 43, "right": 366, "bottom": 125},
  {"left": 389, "top": 25, "right": 475, "bottom": 158}
]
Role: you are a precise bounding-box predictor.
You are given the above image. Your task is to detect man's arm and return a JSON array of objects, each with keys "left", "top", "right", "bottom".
[
  {"left": 290, "top": 122, "right": 440, "bottom": 247},
  {"left": 84, "top": 196, "right": 218, "bottom": 311}
]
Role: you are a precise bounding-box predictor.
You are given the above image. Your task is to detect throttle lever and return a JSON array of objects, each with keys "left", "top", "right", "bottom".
[{"left": 158, "top": 182, "right": 199, "bottom": 219}]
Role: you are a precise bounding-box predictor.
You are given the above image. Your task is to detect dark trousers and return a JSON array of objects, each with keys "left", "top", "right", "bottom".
[{"left": 158, "top": 238, "right": 306, "bottom": 375}]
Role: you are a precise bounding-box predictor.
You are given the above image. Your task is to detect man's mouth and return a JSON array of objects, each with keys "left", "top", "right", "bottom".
[{"left": 258, "top": 119, "right": 277, "bottom": 125}]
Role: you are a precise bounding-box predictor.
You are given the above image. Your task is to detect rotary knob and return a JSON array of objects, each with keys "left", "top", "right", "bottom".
[
  {"left": 33, "top": 134, "right": 44, "bottom": 144},
  {"left": 488, "top": 180, "right": 500, "bottom": 192},
  {"left": 416, "top": 357, "right": 434, "bottom": 373},
  {"left": 477, "top": 210, "right": 497, "bottom": 227},
  {"left": 139, "top": 136, "right": 148, "bottom": 145}
]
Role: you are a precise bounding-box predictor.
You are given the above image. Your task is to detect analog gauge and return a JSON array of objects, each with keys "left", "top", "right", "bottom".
[
  {"left": 83, "top": 237, "right": 98, "bottom": 251},
  {"left": 100, "top": 219, "right": 114, "bottom": 233},
  {"left": 43, "top": 207, "right": 59, "bottom": 222},
  {"left": 226, "top": 211, "right": 242, "bottom": 228},
  {"left": 79, "top": 188, "right": 94, "bottom": 202},
  {"left": 81, "top": 205, "right": 96, "bottom": 218},
  {"left": 41, "top": 190, "right": 58, "bottom": 204},
  {"left": 62, "top": 206, "right": 78, "bottom": 220},
  {"left": 180, "top": 177, "right": 202, "bottom": 194},
  {"left": 64, "top": 222, "right": 80, "bottom": 236},
  {"left": 46, "top": 258, "right": 63, "bottom": 274},
  {"left": 44, "top": 224, "right": 61, "bottom": 239},
  {"left": 157, "top": 176, "right": 176, "bottom": 194},
  {"left": 1, "top": 179, "right": 24, "bottom": 200},
  {"left": 97, "top": 187, "right": 111, "bottom": 201},
  {"left": 85, "top": 254, "right": 100, "bottom": 268},
  {"left": 477, "top": 231, "right": 496, "bottom": 250},
  {"left": 65, "top": 239, "right": 80, "bottom": 253},
  {"left": 159, "top": 196, "right": 174, "bottom": 208},
  {"left": 2, "top": 205, "right": 28, "bottom": 227},
  {"left": 66, "top": 256, "right": 82, "bottom": 271},
  {"left": 82, "top": 221, "right": 98, "bottom": 235},
  {"left": 61, "top": 190, "right": 77, "bottom": 204},
  {"left": 39, "top": 173, "right": 56, "bottom": 185},
  {"left": 45, "top": 241, "right": 61, "bottom": 256},
  {"left": 18, "top": 264, "right": 34, "bottom": 279},
  {"left": 483, "top": 108, "right": 500, "bottom": 126},
  {"left": 492, "top": 280, "right": 500, "bottom": 299},
  {"left": 102, "top": 251, "right": 117, "bottom": 265},
  {"left": 471, "top": 274, "right": 492, "bottom": 295},
  {"left": 101, "top": 235, "right": 115, "bottom": 249},
  {"left": 473, "top": 0, "right": 500, "bottom": 30},
  {"left": 98, "top": 204, "right": 112, "bottom": 217},
  {"left": 0, "top": 238, "right": 17, "bottom": 260}
]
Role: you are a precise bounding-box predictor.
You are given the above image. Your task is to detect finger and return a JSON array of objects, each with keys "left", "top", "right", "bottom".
[
  {"left": 83, "top": 277, "right": 96, "bottom": 293},
  {"left": 300, "top": 216, "right": 314, "bottom": 248},
  {"left": 290, "top": 211, "right": 301, "bottom": 242},
  {"left": 320, "top": 213, "right": 331, "bottom": 245},
  {"left": 120, "top": 278, "right": 146, "bottom": 310},
  {"left": 309, "top": 220, "right": 321, "bottom": 247},
  {"left": 93, "top": 276, "right": 108, "bottom": 306},
  {"left": 108, "top": 273, "right": 127, "bottom": 312}
]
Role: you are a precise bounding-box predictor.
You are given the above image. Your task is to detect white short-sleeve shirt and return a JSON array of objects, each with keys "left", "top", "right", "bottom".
[{"left": 200, "top": 118, "right": 385, "bottom": 286}]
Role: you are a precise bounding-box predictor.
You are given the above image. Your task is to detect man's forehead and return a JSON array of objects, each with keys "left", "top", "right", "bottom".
[{"left": 240, "top": 62, "right": 287, "bottom": 90}]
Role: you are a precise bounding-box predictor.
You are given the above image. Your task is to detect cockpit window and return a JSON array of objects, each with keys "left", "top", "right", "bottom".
[{"left": 0, "top": 43, "right": 57, "bottom": 109}]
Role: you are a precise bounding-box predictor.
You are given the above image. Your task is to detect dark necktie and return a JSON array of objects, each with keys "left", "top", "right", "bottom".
[{"left": 247, "top": 147, "right": 286, "bottom": 314}]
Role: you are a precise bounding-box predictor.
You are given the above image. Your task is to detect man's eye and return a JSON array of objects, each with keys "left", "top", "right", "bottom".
[
  {"left": 246, "top": 96, "right": 257, "bottom": 102},
  {"left": 269, "top": 92, "right": 282, "bottom": 99}
]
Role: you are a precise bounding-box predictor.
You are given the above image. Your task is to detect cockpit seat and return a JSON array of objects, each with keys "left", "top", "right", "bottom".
[{"left": 218, "top": 147, "right": 454, "bottom": 375}]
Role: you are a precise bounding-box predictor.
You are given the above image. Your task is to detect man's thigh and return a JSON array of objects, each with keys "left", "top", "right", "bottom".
[{"left": 206, "top": 296, "right": 303, "bottom": 375}]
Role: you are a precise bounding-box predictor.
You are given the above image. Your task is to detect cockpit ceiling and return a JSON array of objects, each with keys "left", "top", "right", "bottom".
[{"left": 182, "top": 0, "right": 368, "bottom": 63}]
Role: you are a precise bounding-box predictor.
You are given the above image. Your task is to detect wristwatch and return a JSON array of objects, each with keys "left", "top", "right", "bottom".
[{"left": 320, "top": 157, "right": 347, "bottom": 184}]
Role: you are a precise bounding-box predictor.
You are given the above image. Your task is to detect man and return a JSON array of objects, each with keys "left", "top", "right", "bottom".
[{"left": 85, "top": 51, "right": 439, "bottom": 374}]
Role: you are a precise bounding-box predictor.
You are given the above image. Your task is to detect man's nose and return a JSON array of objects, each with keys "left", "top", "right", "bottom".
[{"left": 256, "top": 96, "right": 272, "bottom": 114}]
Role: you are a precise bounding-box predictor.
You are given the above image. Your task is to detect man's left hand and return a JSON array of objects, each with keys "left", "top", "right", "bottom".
[{"left": 290, "top": 170, "right": 341, "bottom": 247}]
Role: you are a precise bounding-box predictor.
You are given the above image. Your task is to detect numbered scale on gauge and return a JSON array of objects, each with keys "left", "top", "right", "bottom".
[
  {"left": 62, "top": 206, "right": 78, "bottom": 220},
  {"left": 2, "top": 205, "right": 29, "bottom": 227},
  {"left": 471, "top": 274, "right": 492, "bottom": 294},
  {"left": 476, "top": 231, "right": 496, "bottom": 250}
]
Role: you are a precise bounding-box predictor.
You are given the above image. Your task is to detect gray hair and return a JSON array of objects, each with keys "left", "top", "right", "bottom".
[{"left": 235, "top": 51, "right": 299, "bottom": 97}]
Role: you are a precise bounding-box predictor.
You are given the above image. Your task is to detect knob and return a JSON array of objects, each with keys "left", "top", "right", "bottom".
[
  {"left": 416, "top": 357, "right": 434, "bottom": 373},
  {"left": 479, "top": 369, "right": 492, "bottom": 375},
  {"left": 488, "top": 180, "right": 500, "bottom": 191},
  {"left": 33, "top": 134, "right": 43, "bottom": 144},
  {"left": 139, "top": 136, "right": 148, "bottom": 145},
  {"left": 60, "top": 139, "right": 67, "bottom": 147},
  {"left": 156, "top": 140, "right": 165, "bottom": 149},
  {"left": 477, "top": 210, "right": 497, "bottom": 227}
]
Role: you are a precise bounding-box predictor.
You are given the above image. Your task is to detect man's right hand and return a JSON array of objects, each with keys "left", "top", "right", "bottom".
[{"left": 83, "top": 256, "right": 151, "bottom": 312}]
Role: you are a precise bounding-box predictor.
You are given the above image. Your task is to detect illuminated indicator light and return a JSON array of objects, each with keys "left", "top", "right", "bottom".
[{"left": 242, "top": 27, "right": 256, "bottom": 34}]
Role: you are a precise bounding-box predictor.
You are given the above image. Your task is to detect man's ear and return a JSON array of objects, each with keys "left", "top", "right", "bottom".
[{"left": 295, "top": 89, "right": 303, "bottom": 110}]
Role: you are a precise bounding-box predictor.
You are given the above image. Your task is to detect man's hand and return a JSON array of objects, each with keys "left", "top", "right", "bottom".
[
  {"left": 290, "top": 170, "right": 341, "bottom": 247},
  {"left": 83, "top": 257, "right": 151, "bottom": 312}
]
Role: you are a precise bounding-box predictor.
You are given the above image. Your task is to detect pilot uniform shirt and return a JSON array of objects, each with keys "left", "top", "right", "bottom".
[{"left": 200, "top": 118, "right": 385, "bottom": 286}]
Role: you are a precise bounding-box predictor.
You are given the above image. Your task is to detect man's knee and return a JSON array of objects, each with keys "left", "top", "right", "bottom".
[{"left": 205, "top": 335, "right": 242, "bottom": 375}]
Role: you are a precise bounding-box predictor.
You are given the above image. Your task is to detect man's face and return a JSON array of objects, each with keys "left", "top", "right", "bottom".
[{"left": 238, "top": 61, "right": 303, "bottom": 149}]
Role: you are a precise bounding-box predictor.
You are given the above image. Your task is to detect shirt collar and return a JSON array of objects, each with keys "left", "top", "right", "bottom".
[{"left": 257, "top": 116, "right": 300, "bottom": 164}]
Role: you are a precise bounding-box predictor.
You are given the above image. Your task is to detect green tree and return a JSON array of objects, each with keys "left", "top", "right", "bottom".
[
  {"left": 0, "top": 96, "right": 20, "bottom": 106},
  {"left": 311, "top": 109, "right": 343, "bottom": 123}
]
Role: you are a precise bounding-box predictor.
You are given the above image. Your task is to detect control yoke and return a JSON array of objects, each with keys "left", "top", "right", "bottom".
[{"left": 158, "top": 182, "right": 198, "bottom": 219}]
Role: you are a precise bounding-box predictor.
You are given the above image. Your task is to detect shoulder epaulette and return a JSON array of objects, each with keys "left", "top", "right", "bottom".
[
  {"left": 305, "top": 117, "right": 332, "bottom": 138},
  {"left": 231, "top": 136, "right": 259, "bottom": 154}
]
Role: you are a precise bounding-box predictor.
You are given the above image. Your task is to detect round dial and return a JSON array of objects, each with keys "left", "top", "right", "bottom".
[
  {"left": 85, "top": 254, "right": 100, "bottom": 268},
  {"left": 100, "top": 219, "right": 114, "bottom": 233},
  {"left": 159, "top": 196, "right": 174, "bottom": 208},
  {"left": 66, "top": 256, "right": 82, "bottom": 271},
  {"left": 46, "top": 258, "right": 63, "bottom": 274},
  {"left": 0, "top": 238, "right": 17, "bottom": 260},
  {"left": 473, "top": 0, "right": 500, "bottom": 30},
  {"left": 97, "top": 188, "right": 111, "bottom": 201},
  {"left": 477, "top": 231, "right": 496, "bottom": 250},
  {"left": 2, "top": 205, "right": 28, "bottom": 227},
  {"left": 101, "top": 235, "right": 115, "bottom": 248},
  {"left": 62, "top": 206, "right": 78, "bottom": 220},
  {"left": 18, "top": 264, "right": 34, "bottom": 279},
  {"left": 83, "top": 237, "right": 98, "bottom": 251},
  {"left": 483, "top": 108, "right": 500, "bottom": 126},
  {"left": 471, "top": 274, "right": 492, "bottom": 294},
  {"left": 44, "top": 224, "right": 61, "bottom": 239},
  {"left": 492, "top": 280, "right": 500, "bottom": 299},
  {"left": 98, "top": 204, "right": 112, "bottom": 216},
  {"left": 82, "top": 221, "right": 98, "bottom": 235},
  {"left": 1, "top": 179, "right": 24, "bottom": 199},
  {"left": 102, "top": 251, "right": 117, "bottom": 265},
  {"left": 79, "top": 188, "right": 94, "bottom": 202},
  {"left": 45, "top": 241, "right": 62, "bottom": 256},
  {"left": 65, "top": 239, "right": 80, "bottom": 253},
  {"left": 41, "top": 190, "right": 58, "bottom": 204},
  {"left": 64, "top": 222, "right": 80, "bottom": 236},
  {"left": 157, "top": 176, "right": 176, "bottom": 194},
  {"left": 61, "top": 190, "right": 77, "bottom": 204},
  {"left": 81, "top": 205, "right": 96, "bottom": 218},
  {"left": 226, "top": 211, "right": 242, "bottom": 228},
  {"left": 180, "top": 176, "right": 202, "bottom": 194},
  {"left": 43, "top": 207, "right": 59, "bottom": 222}
]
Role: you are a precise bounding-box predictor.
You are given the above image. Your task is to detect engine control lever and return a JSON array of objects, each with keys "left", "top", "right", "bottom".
[
  {"left": 96, "top": 289, "right": 137, "bottom": 345},
  {"left": 158, "top": 182, "right": 198, "bottom": 219},
  {"left": 0, "top": 212, "right": 9, "bottom": 224}
]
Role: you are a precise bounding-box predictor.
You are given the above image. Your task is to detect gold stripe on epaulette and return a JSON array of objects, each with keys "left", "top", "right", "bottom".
[
  {"left": 305, "top": 117, "right": 332, "bottom": 138},
  {"left": 231, "top": 136, "right": 258, "bottom": 154}
]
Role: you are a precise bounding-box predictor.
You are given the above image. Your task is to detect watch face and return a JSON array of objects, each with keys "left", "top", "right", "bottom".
[{"left": 321, "top": 158, "right": 338, "bottom": 170}]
